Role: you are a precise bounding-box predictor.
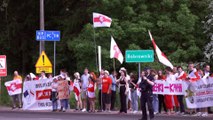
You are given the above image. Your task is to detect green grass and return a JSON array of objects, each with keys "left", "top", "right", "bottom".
[{"left": 0, "top": 75, "right": 13, "bottom": 106}]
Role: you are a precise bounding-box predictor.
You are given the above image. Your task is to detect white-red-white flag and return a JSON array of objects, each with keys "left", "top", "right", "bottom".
[
  {"left": 93, "top": 12, "right": 112, "bottom": 28},
  {"left": 148, "top": 31, "right": 174, "bottom": 69},
  {"left": 70, "top": 81, "right": 80, "bottom": 101},
  {"left": 5, "top": 80, "right": 22, "bottom": 96},
  {"left": 110, "top": 36, "right": 124, "bottom": 64}
]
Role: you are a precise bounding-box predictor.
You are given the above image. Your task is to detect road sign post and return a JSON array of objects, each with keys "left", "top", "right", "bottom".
[
  {"left": 35, "top": 51, "right": 52, "bottom": 74},
  {"left": 125, "top": 50, "right": 154, "bottom": 63},
  {"left": 126, "top": 50, "right": 154, "bottom": 78},
  {"left": 0, "top": 55, "right": 7, "bottom": 77},
  {"left": 36, "top": 30, "right": 60, "bottom": 75}
]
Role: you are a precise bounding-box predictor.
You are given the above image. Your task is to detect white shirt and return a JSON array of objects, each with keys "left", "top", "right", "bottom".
[
  {"left": 166, "top": 74, "right": 176, "bottom": 81},
  {"left": 51, "top": 82, "right": 58, "bottom": 92},
  {"left": 39, "top": 76, "right": 47, "bottom": 80},
  {"left": 81, "top": 74, "right": 90, "bottom": 91}
]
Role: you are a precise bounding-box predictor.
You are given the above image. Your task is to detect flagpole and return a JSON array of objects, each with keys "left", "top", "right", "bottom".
[
  {"left": 113, "top": 58, "right": 116, "bottom": 72},
  {"left": 93, "top": 27, "right": 98, "bottom": 72}
]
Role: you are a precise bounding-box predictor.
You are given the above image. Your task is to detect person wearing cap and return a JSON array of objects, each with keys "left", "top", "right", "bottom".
[
  {"left": 117, "top": 69, "right": 129, "bottom": 114},
  {"left": 138, "top": 67, "right": 155, "bottom": 120},
  {"left": 101, "top": 70, "right": 112, "bottom": 112}
]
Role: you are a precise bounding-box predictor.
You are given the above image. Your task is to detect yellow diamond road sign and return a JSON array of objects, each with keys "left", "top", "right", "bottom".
[{"left": 35, "top": 51, "right": 52, "bottom": 74}]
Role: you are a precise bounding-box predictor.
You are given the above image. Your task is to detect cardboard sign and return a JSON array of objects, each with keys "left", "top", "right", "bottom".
[{"left": 57, "top": 80, "right": 70, "bottom": 100}]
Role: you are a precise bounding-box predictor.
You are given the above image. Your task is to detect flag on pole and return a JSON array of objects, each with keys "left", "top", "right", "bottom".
[
  {"left": 148, "top": 31, "right": 174, "bottom": 69},
  {"left": 93, "top": 12, "right": 112, "bottom": 28},
  {"left": 110, "top": 36, "right": 124, "bottom": 64}
]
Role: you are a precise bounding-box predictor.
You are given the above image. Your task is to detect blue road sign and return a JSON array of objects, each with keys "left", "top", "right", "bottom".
[{"left": 36, "top": 30, "right": 60, "bottom": 41}]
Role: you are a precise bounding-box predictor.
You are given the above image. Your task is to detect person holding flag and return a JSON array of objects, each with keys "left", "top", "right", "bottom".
[
  {"left": 11, "top": 71, "right": 22, "bottom": 109},
  {"left": 73, "top": 72, "right": 82, "bottom": 111}
]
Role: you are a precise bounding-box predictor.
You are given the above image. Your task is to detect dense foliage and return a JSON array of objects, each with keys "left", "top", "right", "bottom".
[{"left": 0, "top": 0, "right": 212, "bottom": 76}]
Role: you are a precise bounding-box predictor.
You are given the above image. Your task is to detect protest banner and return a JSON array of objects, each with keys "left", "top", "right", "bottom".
[
  {"left": 57, "top": 80, "right": 70, "bottom": 100},
  {"left": 4, "top": 80, "right": 22, "bottom": 96},
  {"left": 153, "top": 80, "right": 187, "bottom": 95},
  {"left": 185, "top": 77, "right": 213, "bottom": 108},
  {"left": 22, "top": 79, "right": 52, "bottom": 110}
]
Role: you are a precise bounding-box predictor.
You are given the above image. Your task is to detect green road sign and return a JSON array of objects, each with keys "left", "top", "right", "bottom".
[{"left": 125, "top": 50, "right": 154, "bottom": 63}]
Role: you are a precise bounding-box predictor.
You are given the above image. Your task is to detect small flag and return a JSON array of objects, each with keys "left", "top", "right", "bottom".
[
  {"left": 148, "top": 31, "right": 174, "bottom": 69},
  {"left": 93, "top": 12, "right": 112, "bottom": 28},
  {"left": 24, "top": 90, "right": 29, "bottom": 97},
  {"left": 110, "top": 36, "right": 124, "bottom": 64}
]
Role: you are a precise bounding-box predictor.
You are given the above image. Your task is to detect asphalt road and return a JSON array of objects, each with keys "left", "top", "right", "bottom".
[{"left": 0, "top": 110, "right": 213, "bottom": 120}]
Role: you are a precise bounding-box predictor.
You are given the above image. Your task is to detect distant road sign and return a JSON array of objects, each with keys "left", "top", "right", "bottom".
[
  {"left": 36, "top": 30, "right": 60, "bottom": 41},
  {"left": 35, "top": 51, "right": 52, "bottom": 74},
  {"left": 125, "top": 50, "right": 154, "bottom": 63},
  {"left": 0, "top": 55, "right": 7, "bottom": 77}
]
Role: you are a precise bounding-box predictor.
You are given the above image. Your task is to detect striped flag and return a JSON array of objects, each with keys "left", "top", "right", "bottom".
[
  {"left": 93, "top": 12, "right": 112, "bottom": 28},
  {"left": 110, "top": 36, "right": 124, "bottom": 64},
  {"left": 148, "top": 31, "right": 174, "bottom": 69}
]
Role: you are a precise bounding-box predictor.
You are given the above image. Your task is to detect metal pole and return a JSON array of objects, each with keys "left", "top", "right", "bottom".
[
  {"left": 98, "top": 46, "right": 101, "bottom": 72},
  {"left": 40, "top": 0, "right": 45, "bottom": 54},
  {"left": 54, "top": 41, "right": 56, "bottom": 76},
  {"left": 93, "top": 28, "right": 98, "bottom": 72}
]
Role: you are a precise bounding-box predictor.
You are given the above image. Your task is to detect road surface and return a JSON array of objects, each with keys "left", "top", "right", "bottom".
[{"left": 0, "top": 110, "right": 212, "bottom": 120}]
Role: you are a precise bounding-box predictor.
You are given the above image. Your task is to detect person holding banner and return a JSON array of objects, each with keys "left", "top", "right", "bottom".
[
  {"left": 176, "top": 66, "right": 187, "bottom": 115},
  {"left": 186, "top": 62, "right": 201, "bottom": 115},
  {"left": 157, "top": 70, "right": 167, "bottom": 114},
  {"left": 57, "top": 76, "right": 70, "bottom": 112},
  {"left": 138, "top": 68, "right": 155, "bottom": 120},
  {"left": 39, "top": 71, "right": 47, "bottom": 80},
  {"left": 11, "top": 71, "right": 22, "bottom": 109},
  {"left": 164, "top": 67, "right": 176, "bottom": 115},
  {"left": 203, "top": 64, "right": 213, "bottom": 114}
]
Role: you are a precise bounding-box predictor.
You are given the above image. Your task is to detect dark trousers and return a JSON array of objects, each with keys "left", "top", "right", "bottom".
[
  {"left": 98, "top": 90, "right": 105, "bottom": 110},
  {"left": 208, "top": 107, "right": 213, "bottom": 113},
  {"left": 87, "top": 96, "right": 90, "bottom": 111},
  {"left": 119, "top": 86, "right": 127, "bottom": 113},
  {"left": 158, "top": 94, "right": 167, "bottom": 113},
  {"left": 111, "top": 90, "right": 116, "bottom": 110},
  {"left": 177, "top": 95, "right": 185, "bottom": 113},
  {"left": 141, "top": 92, "right": 154, "bottom": 120}
]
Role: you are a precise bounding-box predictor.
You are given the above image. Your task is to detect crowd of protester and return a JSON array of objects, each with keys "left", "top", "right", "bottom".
[{"left": 10, "top": 62, "right": 213, "bottom": 120}]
